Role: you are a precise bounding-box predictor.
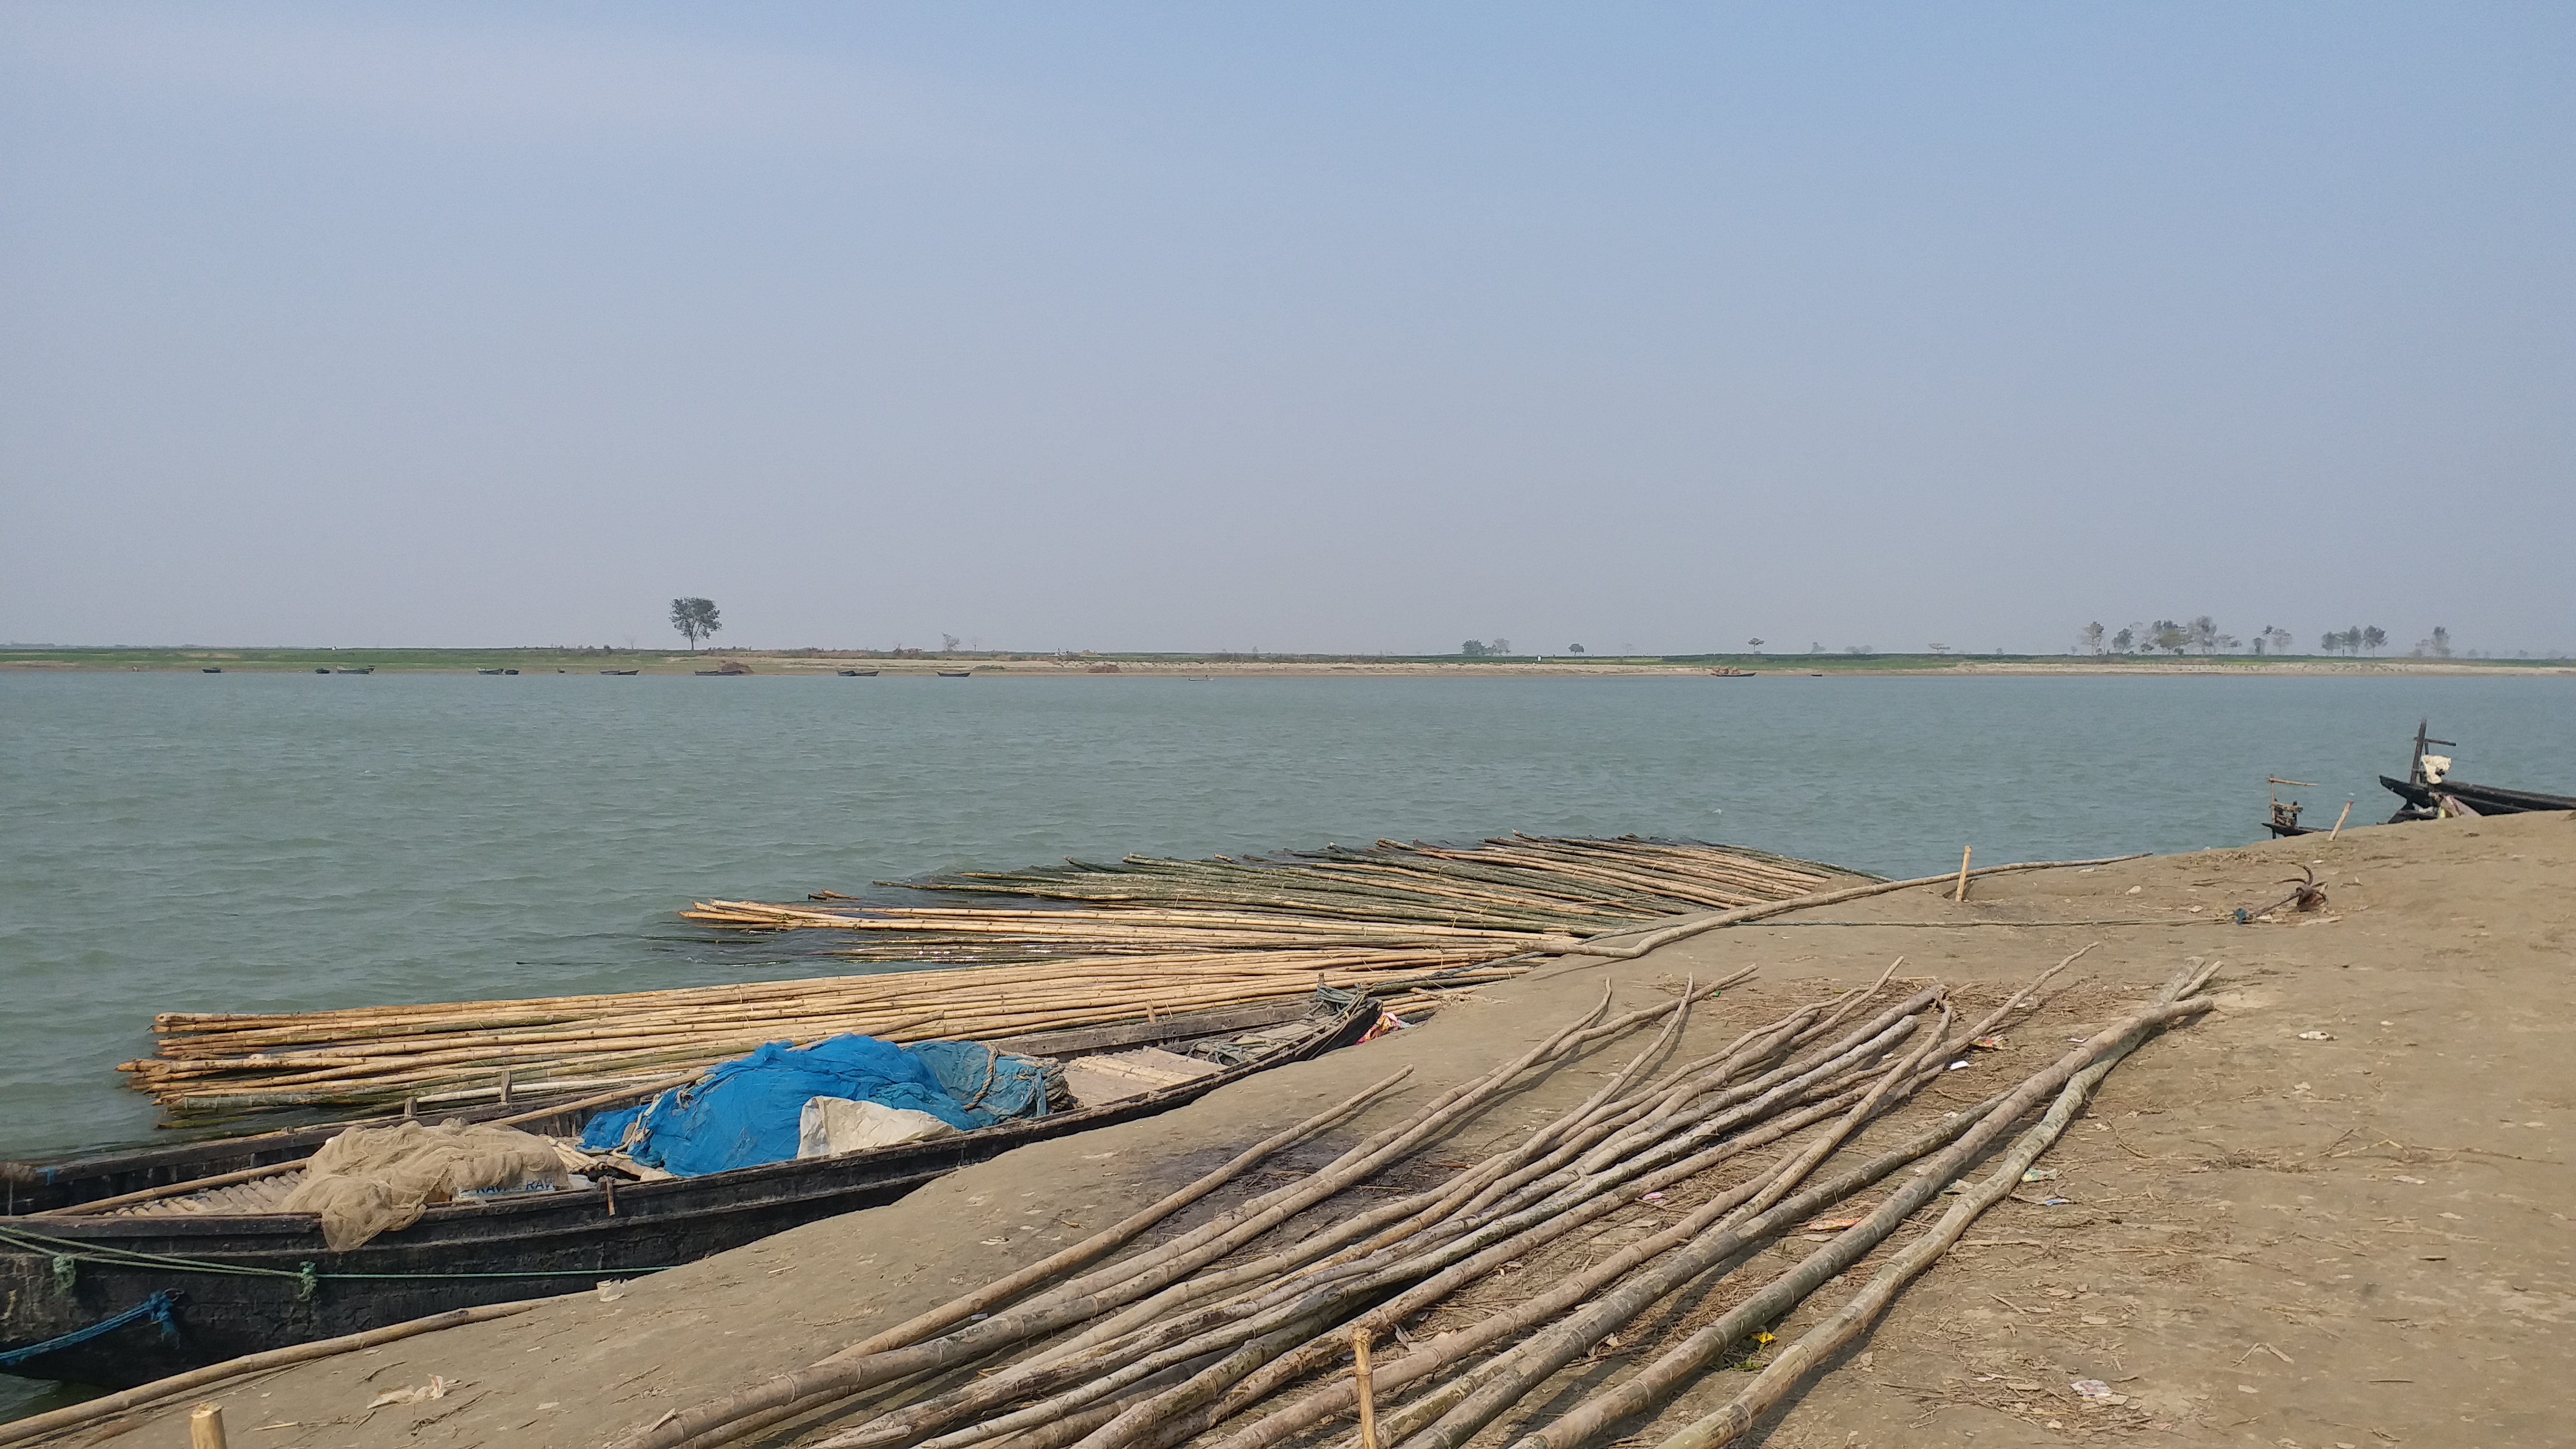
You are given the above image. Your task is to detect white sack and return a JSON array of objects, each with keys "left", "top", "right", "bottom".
[{"left": 796, "top": 1096, "right": 958, "bottom": 1158}]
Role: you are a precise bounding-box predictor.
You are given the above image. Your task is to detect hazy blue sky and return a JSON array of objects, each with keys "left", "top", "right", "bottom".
[{"left": 4, "top": 4, "right": 2569, "bottom": 655}]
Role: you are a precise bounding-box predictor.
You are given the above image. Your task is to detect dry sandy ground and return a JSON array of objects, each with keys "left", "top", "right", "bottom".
[{"left": 53, "top": 811, "right": 2575, "bottom": 1448}]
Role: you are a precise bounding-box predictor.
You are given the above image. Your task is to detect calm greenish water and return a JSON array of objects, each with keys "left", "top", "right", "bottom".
[{"left": 4, "top": 671, "right": 2568, "bottom": 1166}]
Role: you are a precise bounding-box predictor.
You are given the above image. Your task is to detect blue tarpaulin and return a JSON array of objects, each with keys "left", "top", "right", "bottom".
[{"left": 579, "top": 1035, "right": 1053, "bottom": 1177}]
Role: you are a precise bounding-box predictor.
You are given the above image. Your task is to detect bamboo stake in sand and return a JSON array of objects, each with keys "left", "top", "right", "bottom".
[{"left": 1953, "top": 845, "right": 1972, "bottom": 901}]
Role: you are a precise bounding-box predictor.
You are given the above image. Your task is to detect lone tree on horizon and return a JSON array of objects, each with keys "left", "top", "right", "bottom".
[{"left": 670, "top": 597, "right": 722, "bottom": 651}]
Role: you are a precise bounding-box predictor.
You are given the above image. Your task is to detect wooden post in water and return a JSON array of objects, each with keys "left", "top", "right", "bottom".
[{"left": 1953, "top": 846, "right": 1973, "bottom": 902}]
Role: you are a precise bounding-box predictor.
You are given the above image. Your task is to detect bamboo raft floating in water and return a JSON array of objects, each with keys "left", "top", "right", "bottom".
[{"left": 120, "top": 836, "right": 1866, "bottom": 1121}]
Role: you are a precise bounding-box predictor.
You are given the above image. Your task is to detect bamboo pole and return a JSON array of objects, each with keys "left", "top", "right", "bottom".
[
  {"left": 1557, "top": 854, "right": 2140, "bottom": 962},
  {"left": 1352, "top": 1331, "right": 1376, "bottom": 1449}
]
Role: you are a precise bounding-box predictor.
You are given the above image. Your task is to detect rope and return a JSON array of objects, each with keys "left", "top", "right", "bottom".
[
  {"left": 953, "top": 1044, "right": 1006, "bottom": 1113},
  {"left": 0, "top": 1290, "right": 178, "bottom": 1370},
  {"left": 0, "top": 1224, "right": 681, "bottom": 1287}
]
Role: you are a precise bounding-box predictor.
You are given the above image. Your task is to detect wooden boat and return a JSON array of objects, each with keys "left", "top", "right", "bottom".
[
  {"left": 1706, "top": 667, "right": 1755, "bottom": 677},
  {"left": 2375, "top": 720, "right": 2574, "bottom": 821},
  {"left": 937, "top": 670, "right": 973, "bottom": 678},
  {"left": 839, "top": 669, "right": 879, "bottom": 676},
  {"left": 477, "top": 667, "right": 505, "bottom": 675},
  {"left": 200, "top": 667, "right": 221, "bottom": 674},
  {"left": 0, "top": 995, "right": 1377, "bottom": 1388},
  {"left": 2379, "top": 775, "right": 2576, "bottom": 818},
  {"left": 601, "top": 669, "right": 640, "bottom": 675},
  {"left": 2261, "top": 776, "right": 2329, "bottom": 838}
]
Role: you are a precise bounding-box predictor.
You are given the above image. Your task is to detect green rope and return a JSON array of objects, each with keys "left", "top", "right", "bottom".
[{"left": 0, "top": 1225, "right": 680, "bottom": 1286}]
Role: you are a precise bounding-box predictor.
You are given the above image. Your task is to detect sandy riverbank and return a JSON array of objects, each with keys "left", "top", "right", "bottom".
[{"left": 47, "top": 811, "right": 2576, "bottom": 1447}]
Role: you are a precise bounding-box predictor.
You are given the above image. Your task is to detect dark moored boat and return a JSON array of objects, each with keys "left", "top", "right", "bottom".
[
  {"left": 2380, "top": 775, "right": 2576, "bottom": 818},
  {"left": 1, "top": 995, "right": 1376, "bottom": 1388},
  {"left": 936, "top": 670, "right": 972, "bottom": 678},
  {"left": 2376, "top": 719, "right": 2575, "bottom": 822},
  {"left": 839, "top": 669, "right": 879, "bottom": 676},
  {"left": 601, "top": 669, "right": 640, "bottom": 675}
]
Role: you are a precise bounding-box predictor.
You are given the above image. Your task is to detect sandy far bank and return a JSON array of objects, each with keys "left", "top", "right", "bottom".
[
  {"left": 6, "top": 651, "right": 2570, "bottom": 678},
  {"left": 54, "top": 811, "right": 2576, "bottom": 1447}
]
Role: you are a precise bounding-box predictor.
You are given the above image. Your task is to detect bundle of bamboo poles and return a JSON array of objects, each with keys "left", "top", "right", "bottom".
[
  {"left": 681, "top": 836, "right": 1858, "bottom": 962},
  {"left": 122, "top": 955, "right": 1527, "bottom": 1119},
  {"left": 122, "top": 837, "right": 1860, "bottom": 1121},
  {"left": 618, "top": 955, "right": 2218, "bottom": 1449}
]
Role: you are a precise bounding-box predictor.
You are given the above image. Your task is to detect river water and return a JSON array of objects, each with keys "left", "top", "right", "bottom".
[{"left": 7, "top": 669, "right": 2568, "bottom": 1166}]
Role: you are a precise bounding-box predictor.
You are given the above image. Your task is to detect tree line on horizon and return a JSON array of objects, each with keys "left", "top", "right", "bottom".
[
  {"left": 659, "top": 595, "right": 2522, "bottom": 661},
  {"left": 2075, "top": 618, "right": 2465, "bottom": 658}
]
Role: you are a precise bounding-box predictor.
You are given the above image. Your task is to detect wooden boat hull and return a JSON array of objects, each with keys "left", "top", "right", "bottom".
[
  {"left": 2379, "top": 775, "right": 2576, "bottom": 819},
  {"left": 2, "top": 1001, "right": 1375, "bottom": 1387}
]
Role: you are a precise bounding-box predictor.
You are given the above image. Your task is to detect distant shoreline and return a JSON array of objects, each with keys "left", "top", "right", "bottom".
[{"left": 3, "top": 647, "right": 2567, "bottom": 678}]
